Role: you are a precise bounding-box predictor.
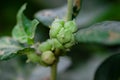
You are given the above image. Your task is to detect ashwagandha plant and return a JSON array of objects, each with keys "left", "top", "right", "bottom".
[{"left": 0, "top": 0, "right": 120, "bottom": 80}]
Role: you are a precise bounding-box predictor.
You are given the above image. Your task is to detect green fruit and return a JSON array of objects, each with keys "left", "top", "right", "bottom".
[
  {"left": 57, "top": 28, "right": 72, "bottom": 44},
  {"left": 64, "top": 34, "right": 75, "bottom": 48},
  {"left": 49, "top": 23, "right": 63, "bottom": 38},
  {"left": 41, "top": 51, "right": 56, "bottom": 65},
  {"left": 51, "top": 39, "right": 64, "bottom": 50},
  {"left": 38, "top": 41, "right": 52, "bottom": 52},
  {"left": 27, "top": 52, "right": 40, "bottom": 63},
  {"left": 49, "top": 18, "right": 64, "bottom": 38},
  {"left": 64, "top": 20, "right": 77, "bottom": 33},
  {"left": 52, "top": 18, "right": 64, "bottom": 26}
]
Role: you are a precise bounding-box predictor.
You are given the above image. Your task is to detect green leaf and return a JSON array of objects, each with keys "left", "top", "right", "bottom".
[
  {"left": 12, "top": 4, "right": 39, "bottom": 44},
  {"left": 35, "top": 0, "right": 110, "bottom": 28},
  {"left": 94, "top": 53, "right": 120, "bottom": 80},
  {"left": 0, "top": 37, "right": 23, "bottom": 60},
  {"left": 75, "top": 21, "right": 120, "bottom": 45},
  {"left": 35, "top": 6, "right": 66, "bottom": 27}
]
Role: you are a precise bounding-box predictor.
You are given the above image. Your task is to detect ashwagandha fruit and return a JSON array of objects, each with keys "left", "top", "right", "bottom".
[
  {"left": 49, "top": 19, "right": 64, "bottom": 38},
  {"left": 38, "top": 39, "right": 64, "bottom": 52},
  {"left": 57, "top": 28, "right": 73, "bottom": 44},
  {"left": 49, "top": 23, "right": 63, "bottom": 38},
  {"left": 41, "top": 51, "right": 56, "bottom": 65},
  {"left": 64, "top": 20, "right": 77, "bottom": 33},
  {"left": 50, "top": 39, "right": 64, "bottom": 50},
  {"left": 38, "top": 41, "right": 52, "bottom": 52},
  {"left": 64, "top": 34, "right": 75, "bottom": 48},
  {"left": 39, "top": 18, "right": 78, "bottom": 59},
  {"left": 26, "top": 51, "right": 40, "bottom": 63},
  {"left": 52, "top": 18, "right": 64, "bottom": 26}
]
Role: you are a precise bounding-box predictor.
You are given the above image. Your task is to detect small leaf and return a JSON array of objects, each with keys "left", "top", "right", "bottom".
[
  {"left": 0, "top": 37, "right": 23, "bottom": 60},
  {"left": 75, "top": 21, "right": 120, "bottom": 45},
  {"left": 12, "top": 4, "right": 39, "bottom": 44},
  {"left": 94, "top": 53, "right": 120, "bottom": 80}
]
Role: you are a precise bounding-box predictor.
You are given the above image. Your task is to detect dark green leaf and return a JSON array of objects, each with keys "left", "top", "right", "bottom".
[
  {"left": 75, "top": 21, "right": 120, "bottom": 45},
  {"left": 94, "top": 53, "right": 120, "bottom": 80},
  {"left": 35, "top": 6, "right": 66, "bottom": 27},
  {"left": 0, "top": 37, "right": 23, "bottom": 60},
  {"left": 12, "top": 4, "right": 39, "bottom": 44},
  {"left": 35, "top": 0, "right": 110, "bottom": 28}
]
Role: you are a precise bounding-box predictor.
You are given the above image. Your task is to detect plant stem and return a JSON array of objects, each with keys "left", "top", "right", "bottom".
[
  {"left": 50, "top": 1, "right": 74, "bottom": 80},
  {"left": 66, "top": 0, "right": 73, "bottom": 21},
  {"left": 51, "top": 62, "right": 57, "bottom": 80}
]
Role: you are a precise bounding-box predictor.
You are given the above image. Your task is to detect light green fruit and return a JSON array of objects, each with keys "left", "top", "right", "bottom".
[
  {"left": 46, "top": 39, "right": 64, "bottom": 51},
  {"left": 41, "top": 51, "right": 56, "bottom": 65},
  {"left": 49, "top": 23, "right": 63, "bottom": 38},
  {"left": 51, "top": 39, "right": 64, "bottom": 50},
  {"left": 57, "top": 28, "right": 72, "bottom": 44},
  {"left": 64, "top": 34, "right": 75, "bottom": 48},
  {"left": 64, "top": 20, "right": 77, "bottom": 33},
  {"left": 38, "top": 41, "right": 52, "bottom": 52},
  {"left": 27, "top": 52, "right": 40, "bottom": 63},
  {"left": 49, "top": 18, "right": 64, "bottom": 38},
  {"left": 38, "top": 39, "right": 64, "bottom": 53},
  {"left": 52, "top": 18, "right": 64, "bottom": 26}
]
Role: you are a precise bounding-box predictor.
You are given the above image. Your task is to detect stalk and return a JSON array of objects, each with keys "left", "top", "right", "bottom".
[
  {"left": 66, "top": 0, "right": 73, "bottom": 21},
  {"left": 50, "top": 0, "right": 74, "bottom": 80},
  {"left": 50, "top": 62, "right": 57, "bottom": 80}
]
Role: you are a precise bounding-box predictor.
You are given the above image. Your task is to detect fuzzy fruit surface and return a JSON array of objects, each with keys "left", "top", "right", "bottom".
[
  {"left": 41, "top": 51, "right": 56, "bottom": 65},
  {"left": 49, "top": 18, "right": 77, "bottom": 48}
]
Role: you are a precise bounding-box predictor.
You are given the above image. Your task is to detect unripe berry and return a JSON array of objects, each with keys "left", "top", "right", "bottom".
[
  {"left": 38, "top": 41, "right": 52, "bottom": 52},
  {"left": 57, "top": 28, "right": 72, "bottom": 44},
  {"left": 49, "top": 23, "right": 63, "bottom": 38},
  {"left": 41, "top": 51, "right": 56, "bottom": 65},
  {"left": 27, "top": 52, "right": 40, "bottom": 63},
  {"left": 49, "top": 19, "right": 64, "bottom": 38},
  {"left": 52, "top": 18, "right": 64, "bottom": 26},
  {"left": 64, "top": 34, "right": 75, "bottom": 48},
  {"left": 50, "top": 39, "right": 64, "bottom": 50},
  {"left": 64, "top": 20, "right": 77, "bottom": 33}
]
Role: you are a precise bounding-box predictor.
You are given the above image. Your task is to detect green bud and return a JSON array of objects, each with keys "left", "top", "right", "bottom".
[
  {"left": 49, "top": 19, "right": 64, "bottom": 38},
  {"left": 57, "top": 28, "right": 72, "bottom": 44},
  {"left": 51, "top": 39, "right": 64, "bottom": 50},
  {"left": 64, "top": 20, "right": 77, "bottom": 33},
  {"left": 38, "top": 39, "right": 64, "bottom": 53},
  {"left": 64, "top": 34, "right": 75, "bottom": 48},
  {"left": 27, "top": 52, "right": 40, "bottom": 63},
  {"left": 49, "top": 23, "right": 63, "bottom": 38},
  {"left": 41, "top": 51, "right": 56, "bottom": 65},
  {"left": 38, "top": 41, "right": 52, "bottom": 52},
  {"left": 52, "top": 18, "right": 64, "bottom": 26}
]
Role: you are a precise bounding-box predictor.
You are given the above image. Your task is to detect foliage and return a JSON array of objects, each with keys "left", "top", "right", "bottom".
[{"left": 0, "top": 0, "right": 120, "bottom": 80}]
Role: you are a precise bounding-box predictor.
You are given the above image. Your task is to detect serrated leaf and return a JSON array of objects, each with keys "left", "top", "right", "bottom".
[
  {"left": 75, "top": 21, "right": 120, "bottom": 45},
  {"left": 12, "top": 4, "right": 39, "bottom": 44},
  {"left": 0, "top": 37, "right": 24, "bottom": 60},
  {"left": 94, "top": 53, "right": 120, "bottom": 80}
]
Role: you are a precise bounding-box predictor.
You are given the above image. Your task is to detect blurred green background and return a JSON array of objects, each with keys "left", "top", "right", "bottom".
[
  {"left": 0, "top": 0, "right": 120, "bottom": 80},
  {"left": 0, "top": 0, "right": 66, "bottom": 36}
]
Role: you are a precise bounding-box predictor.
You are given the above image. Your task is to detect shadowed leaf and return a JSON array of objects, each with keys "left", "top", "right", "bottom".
[
  {"left": 35, "top": 0, "right": 109, "bottom": 28},
  {"left": 0, "top": 37, "right": 24, "bottom": 60},
  {"left": 94, "top": 53, "right": 120, "bottom": 80},
  {"left": 35, "top": 6, "right": 66, "bottom": 27},
  {"left": 75, "top": 21, "right": 120, "bottom": 45},
  {"left": 0, "top": 37, "right": 35, "bottom": 60}
]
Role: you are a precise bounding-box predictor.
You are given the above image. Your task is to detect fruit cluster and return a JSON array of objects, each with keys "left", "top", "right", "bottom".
[{"left": 29, "top": 19, "right": 77, "bottom": 66}]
